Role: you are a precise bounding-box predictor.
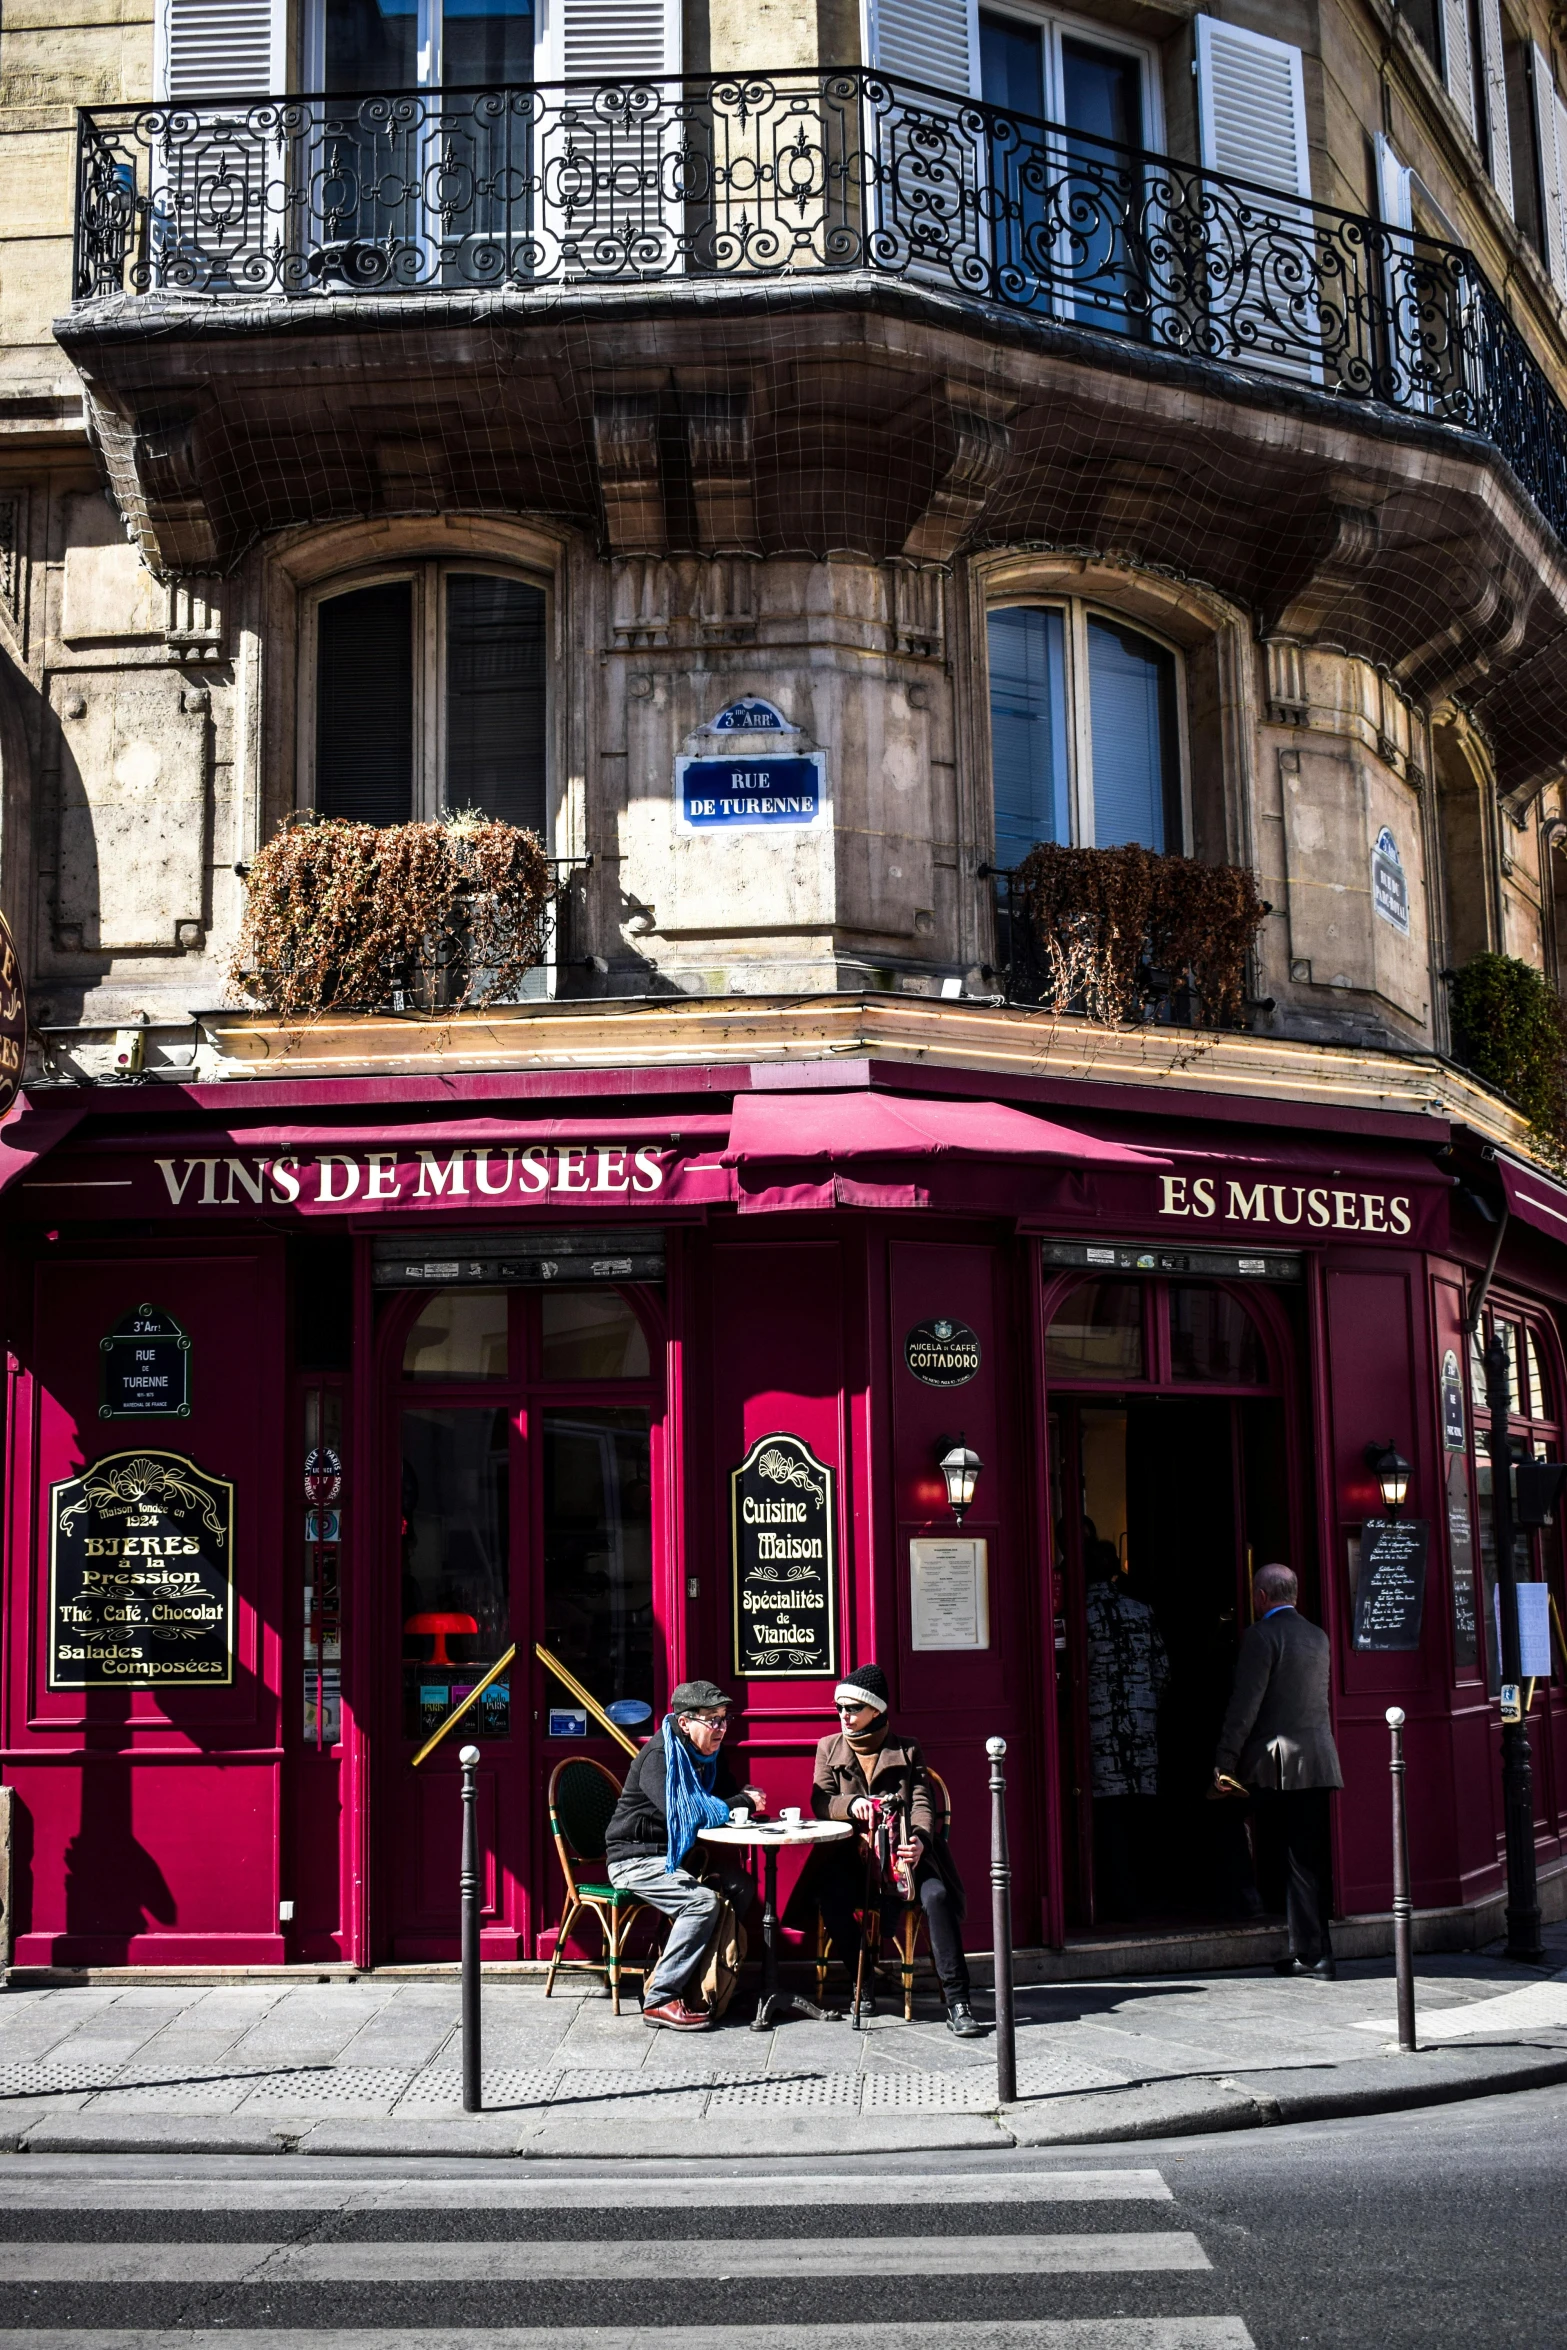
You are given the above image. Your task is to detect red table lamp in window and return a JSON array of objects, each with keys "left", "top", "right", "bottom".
[{"left": 404, "top": 1611, "right": 479, "bottom": 1668}]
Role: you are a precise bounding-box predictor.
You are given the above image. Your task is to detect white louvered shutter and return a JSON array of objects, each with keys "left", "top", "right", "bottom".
[
  {"left": 1441, "top": 0, "right": 1478, "bottom": 139},
  {"left": 1477, "top": 0, "right": 1513, "bottom": 212},
  {"left": 870, "top": 0, "right": 979, "bottom": 96},
  {"left": 1195, "top": 16, "right": 1312, "bottom": 201},
  {"left": 1531, "top": 44, "right": 1567, "bottom": 289},
  {"left": 157, "top": 0, "right": 286, "bottom": 98},
  {"left": 548, "top": 0, "right": 679, "bottom": 79},
  {"left": 1374, "top": 130, "right": 1413, "bottom": 230}
]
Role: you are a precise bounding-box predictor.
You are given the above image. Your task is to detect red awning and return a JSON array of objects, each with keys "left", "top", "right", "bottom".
[
  {"left": 0, "top": 1093, "right": 93, "bottom": 1200},
  {"left": 1498, "top": 1156, "right": 1567, "bottom": 1247},
  {"left": 721, "top": 1092, "right": 1164, "bottom": 1211}
]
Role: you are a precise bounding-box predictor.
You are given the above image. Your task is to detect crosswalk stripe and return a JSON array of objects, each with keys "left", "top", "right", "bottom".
[
  {"left": 0, "top": 2326, "right": 1257, "bottom": 2350},
  {"left": 0, "top": 2169, "right": 1173, "bottom": 2210},
  {"left": 0, "top": 2233, "right": 1211, "bottom": 2281}
]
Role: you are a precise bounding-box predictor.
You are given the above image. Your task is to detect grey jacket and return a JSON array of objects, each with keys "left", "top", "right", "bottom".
[{"left": 1215, "top": 1607, "right": 1344, "bottom": 1792}]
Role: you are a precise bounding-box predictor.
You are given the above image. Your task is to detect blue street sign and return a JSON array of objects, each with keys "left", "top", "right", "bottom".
[{"left": 676, "top": 753, "right": 826, "bottom": 829}]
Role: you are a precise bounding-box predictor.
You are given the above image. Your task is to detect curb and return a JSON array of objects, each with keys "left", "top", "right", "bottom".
[{"left": 4, "top": 2047, "right": 1565, "bottom": 2158}]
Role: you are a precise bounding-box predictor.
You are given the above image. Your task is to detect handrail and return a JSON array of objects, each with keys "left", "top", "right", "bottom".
[
  {"left": 535, "top": 1642, "right": 640, "bottom": 1758},
  {"left": 67, "top": 67, "right": 1567, "bottom": 553},
  {"left": 410, "top": 1642, "right": 516, "bottom": 1768}
]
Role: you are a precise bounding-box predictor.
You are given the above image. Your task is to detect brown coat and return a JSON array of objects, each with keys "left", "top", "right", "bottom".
[
  {"left": 782, "top": 1726, "right": 965, "bottom": 1929},
  {"left": 810, "top": 1729, "right": 938, "bottom": 1842}
]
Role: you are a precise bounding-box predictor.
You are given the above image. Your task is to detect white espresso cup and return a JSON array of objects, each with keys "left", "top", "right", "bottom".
[
  {"left": 780, "top": 1806, "right": 803, "bottom": 1825},
  {"left": 729, "top": 1804, "right": 751, "bottom": 1824}
]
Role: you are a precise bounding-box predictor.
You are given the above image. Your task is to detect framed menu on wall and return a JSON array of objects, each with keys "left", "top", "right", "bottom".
[{"left": 910, "top": 1538, "right": 990, "bottom": 1651}]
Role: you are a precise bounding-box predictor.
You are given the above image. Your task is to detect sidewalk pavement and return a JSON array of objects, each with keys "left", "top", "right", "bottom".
[{"left": 3, "top": 1929, "right": 1566, "bottom": 2160}]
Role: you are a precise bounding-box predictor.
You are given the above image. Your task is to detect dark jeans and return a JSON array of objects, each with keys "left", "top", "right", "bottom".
[
  {"left": 815, "top": 1846, "right": 969, "bottom": 1999},
  {"left": 1092, "top": 1794, "right": 1156, "bottom": 1921},
  {"left": 1251, "top": 1788, "right": 1334, "bottom": 1961}
]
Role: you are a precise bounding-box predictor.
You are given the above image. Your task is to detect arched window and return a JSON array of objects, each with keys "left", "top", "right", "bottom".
[
  {"left": 312, "top": 565, "right": 547, "bottom": 831},
  {"left": 988, "top": 600, "right": 1183, "bottom": 865}
]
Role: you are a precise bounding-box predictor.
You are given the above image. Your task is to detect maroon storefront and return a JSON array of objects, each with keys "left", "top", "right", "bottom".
[{"left": 2, "top": 1060, "right": 1565, "bottom": 1972}]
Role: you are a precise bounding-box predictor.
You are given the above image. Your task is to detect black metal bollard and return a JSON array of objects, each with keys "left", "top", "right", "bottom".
[
  {"left": 460, "top": 1743, "right": 482, "bottom": 2113},
  {"left": 987, "top": 1736, "right": 1017, "bottom": 2105},
  {"left": 1386, "top": 1708, "right": 1417, "bottom": 2054}
]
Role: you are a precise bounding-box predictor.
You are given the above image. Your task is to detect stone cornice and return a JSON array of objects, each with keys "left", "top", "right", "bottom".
[{"left": 186, "top": 992, "right": 1532, "bottom": 1157}]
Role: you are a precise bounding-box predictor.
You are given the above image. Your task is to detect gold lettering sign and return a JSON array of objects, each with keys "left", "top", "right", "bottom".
[{"left": 49, "top": 1450, "right": 235, "bottom": 1688}]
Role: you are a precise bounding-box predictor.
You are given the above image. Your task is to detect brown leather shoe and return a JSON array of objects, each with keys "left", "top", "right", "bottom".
[{"left": 642, "top": 1998, "right": 711, "bottom": 2031}]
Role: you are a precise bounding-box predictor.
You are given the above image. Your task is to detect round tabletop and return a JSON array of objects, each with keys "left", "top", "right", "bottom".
[{"left": 700, "top": 1819, "right": 853, "bottom": 1848}]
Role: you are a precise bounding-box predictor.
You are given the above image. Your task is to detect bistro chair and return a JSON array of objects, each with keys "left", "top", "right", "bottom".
[
  {"left": 544, "top": 1756, "right": 657, "bottom": 2015},
  {"left": 814, "top": 1767, "right": 954, "bottom": 2021}
]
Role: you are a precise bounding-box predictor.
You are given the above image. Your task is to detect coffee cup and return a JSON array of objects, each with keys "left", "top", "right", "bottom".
[
  {"left": 729, "top": 1804, "right": 751, "bottom": 1824},
  {"left": 780, "top": 1806, "right": 802, "bottom": 1825}
]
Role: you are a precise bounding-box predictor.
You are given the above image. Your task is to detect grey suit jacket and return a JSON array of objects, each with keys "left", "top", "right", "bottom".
[{"left": 1215, "top": 1607, "right": 1344, "bottom": 1792}]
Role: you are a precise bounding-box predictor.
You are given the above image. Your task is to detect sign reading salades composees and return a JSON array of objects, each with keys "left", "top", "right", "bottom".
[
  {"left": 731, "top": 1433, "right": 838, "bottom": 1678},
  {"left": 49, "top": 1450, "right": 235, "bottom": 1688}
]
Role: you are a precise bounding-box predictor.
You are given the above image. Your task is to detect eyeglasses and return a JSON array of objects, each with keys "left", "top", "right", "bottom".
[
  {"left": 835, "top": 1702, "right": 870, "bottom": 1716},
  {"left": 681, "top": 1712, "right": 729, "bottom": 1731}
]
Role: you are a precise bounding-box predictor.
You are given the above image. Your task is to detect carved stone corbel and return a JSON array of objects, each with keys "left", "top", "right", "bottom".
[
  {"left": 900, "top": 390, "right": 1012, "bottom": 565},
  {"left": 593, "top": 395, "right": 666, "bottom": 556},
  {"left": 686, "top": 395, "right": 757, "bottom": 553},
  {"left": 1394, "top": 554, "right": 1536, "bottom": 702},
  {"left": 1263, "top": 501, "right": 1383, "bottom": 643}
]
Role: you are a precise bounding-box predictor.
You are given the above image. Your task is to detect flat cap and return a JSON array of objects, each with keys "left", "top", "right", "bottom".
[{"left": 668, "top": 1678, "right": 734, "bottom": 1714}]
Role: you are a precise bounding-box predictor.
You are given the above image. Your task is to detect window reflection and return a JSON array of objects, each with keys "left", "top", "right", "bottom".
[
  {"left": 540, "top": 1289, "right": 650, "bottom": 1381},
  {"left": 401, "top": 1406, "right": 510, "bottom": 1737},
  {"left": 542, "top": 1408, "right": 654, "bottom": 1711},
  {"left": 403, "top": 1289, "right": 509, "bottom": 1380},
  {"left": 1167, "top": 1286, "right": 1267, "bottom": 1384},
  {"left": 1045, "top": 1280, "right": 1144, "bottom": 1380}
]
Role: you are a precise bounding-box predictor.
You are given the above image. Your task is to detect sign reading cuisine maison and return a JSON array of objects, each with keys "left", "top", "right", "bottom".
[
  {"left": 904, "top": 1317, "right": 981, "bottom": 1387},
  {"left": 48, "top": 1450, "right": 235, "bottom": 1689},
  {"left": 731, "top": 1433, "right": 838, "bottom": 1678}
]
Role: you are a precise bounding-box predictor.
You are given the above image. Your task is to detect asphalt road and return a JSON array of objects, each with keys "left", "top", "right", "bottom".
[{"left": 1, "top": 2083, "right": 1563, "bottom": 2349}]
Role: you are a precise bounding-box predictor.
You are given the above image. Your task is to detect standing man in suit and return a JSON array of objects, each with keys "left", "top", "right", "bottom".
[{"left": 1213, "top": 1561, "right": 1344, "bottom": 1979}]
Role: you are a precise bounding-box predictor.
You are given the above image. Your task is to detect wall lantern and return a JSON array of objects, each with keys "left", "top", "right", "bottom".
[
  {"left": 1365, "top": 1441, "right": 1411, "bottom": 1515},
  {"left": 938, "top": 1437, "right": 983, "bottom": 1523}
]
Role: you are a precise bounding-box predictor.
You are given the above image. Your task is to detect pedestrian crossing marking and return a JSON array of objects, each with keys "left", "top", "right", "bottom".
[
  {"left": 0, "top": 2327, "right": 1257, "bottom": 2350},
  {"left": 0, "top": 2166, "right": 1174, "bottom": 2210},
  {"left": 0, "top": 2232, "right": 1211, "bottom": 2282}
]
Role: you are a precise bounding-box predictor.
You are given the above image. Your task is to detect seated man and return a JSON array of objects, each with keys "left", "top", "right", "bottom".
[
  {"left": 604, "top": 1677, "right": 764, "bottom": 2032},
  {"left": 801, "top": 1662, "right": 983, "bottom": 2037}
]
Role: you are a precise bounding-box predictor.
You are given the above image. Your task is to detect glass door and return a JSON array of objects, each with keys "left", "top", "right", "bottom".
[
  {"left": 977, "top": 6, "right": 1156, "bottom": 332},
  {"left": 307, "top": 0, "right": 537, "bottom": 285},
  {"left": 382, "top": 1281, "right": 659, "bottom": 1960}
]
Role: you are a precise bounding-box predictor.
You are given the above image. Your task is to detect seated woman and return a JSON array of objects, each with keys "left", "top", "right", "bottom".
[{"left": 800, "top": 1662, "right": 983, "bottom": 2037}]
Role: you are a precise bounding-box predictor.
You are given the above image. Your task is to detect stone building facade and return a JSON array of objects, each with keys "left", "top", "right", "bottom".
[{"left": 5, "top": 0, "right": 1567, "bottom": 1973}]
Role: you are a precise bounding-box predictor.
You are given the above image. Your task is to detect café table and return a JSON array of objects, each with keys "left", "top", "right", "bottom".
[{"left": 700, "top": 1818, "right": 854, "bottom": 2030}]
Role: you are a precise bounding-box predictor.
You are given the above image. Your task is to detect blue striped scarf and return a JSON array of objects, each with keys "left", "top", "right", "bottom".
[{"left": 662, "top": 1714, "right": 733, "bottom": 1873}]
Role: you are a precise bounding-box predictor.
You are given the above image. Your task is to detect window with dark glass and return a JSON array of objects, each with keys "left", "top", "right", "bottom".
[
  {"left": 1167, "top": 1285, "right": 1268, "bottom": 1384},
  {"left": 314, "top": 567, "right": 547, "bottom": 833},
  {"left": 1045, "top": 1280, "right": 1145, "bottom": 1380},
  {"left": 987, "top": 601, "right": 1182, "bottom": 870},
  {"left": 1468, "top": 1307, "right": 1561, "bottom": 1690}
]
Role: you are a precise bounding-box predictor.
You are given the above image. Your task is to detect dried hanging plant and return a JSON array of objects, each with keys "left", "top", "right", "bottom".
[
  {"left": 1014, "top": 842, "right": 1265, "bottom": 1030},
  {"left": 231, "top": 812, "right": 555, "bottom": 1018}
]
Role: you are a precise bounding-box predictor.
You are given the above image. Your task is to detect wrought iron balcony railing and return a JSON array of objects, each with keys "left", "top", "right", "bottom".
[{"left": 72, "top": 67, "right": 1567, "bottom": 548}]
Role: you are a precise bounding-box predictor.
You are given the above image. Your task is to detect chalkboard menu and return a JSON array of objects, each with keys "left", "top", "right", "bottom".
[
  {"left": 1446, "top": 1453, "right": 1477, "bottom": 1667},
  {"left": 731, "top": 1432, "right": 838, "bottom": 1678},
  {"left": 100, "top": 1305, "right": 191, "bottom": 1419},
  {"left": 1353, "top": 1518, "right": 1428, "bottom": 1652},
  {"left": 49, "top": 1449, "right": 235, "bottom": 1688}
]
